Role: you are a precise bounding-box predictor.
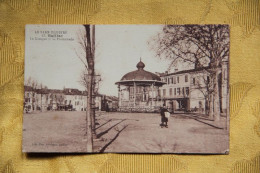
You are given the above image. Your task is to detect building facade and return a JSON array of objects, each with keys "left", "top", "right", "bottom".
[
  {"left": 159, "top": 61, "right": 228, "bottom": 114},
  {"left": 24, "top": 87, "right": 118, "bottom": 113},
  {"left": 24, "top": 87, "right": 88, "bottom": 113}
]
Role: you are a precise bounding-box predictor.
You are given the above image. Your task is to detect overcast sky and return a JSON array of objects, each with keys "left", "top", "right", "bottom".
[{"left": 25, "top": 25, "right": 170, "bottom": 96}]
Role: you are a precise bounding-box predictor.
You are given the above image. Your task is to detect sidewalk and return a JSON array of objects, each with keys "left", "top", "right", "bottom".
[{"left": 174, "top": 113, "right": 228, "bottom": 129}]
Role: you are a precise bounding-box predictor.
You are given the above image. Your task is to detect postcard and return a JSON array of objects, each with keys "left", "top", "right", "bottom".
[{"left": 23, "top": 24, "right": 229, "bottom": 153}]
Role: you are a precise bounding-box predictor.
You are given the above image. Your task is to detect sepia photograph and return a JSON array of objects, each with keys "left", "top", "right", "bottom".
[{"left": 23, "top": 24, "right": 229, "bottom": 153}]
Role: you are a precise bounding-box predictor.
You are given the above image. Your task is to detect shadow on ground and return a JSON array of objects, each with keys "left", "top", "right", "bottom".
[{"left": 99, "top": 125, "right": 129, "bottom": 152}]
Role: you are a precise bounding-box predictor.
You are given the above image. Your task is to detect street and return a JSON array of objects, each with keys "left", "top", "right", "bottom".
[{"left": 23, "top": 111, "right": 229, "bottom": 153}]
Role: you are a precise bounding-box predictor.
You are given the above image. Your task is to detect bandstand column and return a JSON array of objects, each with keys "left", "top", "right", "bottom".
[
  {"left": 133, "top": 82, "right": 136, "bottom": 108},
  {"left": 156, "top": 86, "right": 159, "bottom": 106},
  {"left": 151, "top": 83, "right": 154, "bottom": 106},
  {"left": 142, "top": 86, "right": 145, "bottom": 101},
  {"left": 118, "top": 85, "right": 121, "bottom": 107}
]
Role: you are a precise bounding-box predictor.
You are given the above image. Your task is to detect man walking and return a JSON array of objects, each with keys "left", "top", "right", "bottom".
[{"left": 160, "top": 104, "right": 169, "bottom": 128}]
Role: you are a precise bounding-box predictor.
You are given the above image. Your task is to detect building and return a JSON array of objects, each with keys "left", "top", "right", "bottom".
[
  {"left": 115, "top": 60, "right": 228, "bottom": 114},
  {"left": 63, "top": 88, "right": 87, "bottom": 111},
  {"left": 24, "top": 86, "right": 37, "bottom": 112},
  {"left": 24, "top": 86, "right": 118, "bottom": 113},
  {"left": 24, "top": 87, "right": 87, "bottom": 113},
  {"left": 115, "top": 60, "right": 166, "bottom": 112},
  {"left": 159, "top": 61, "right": 228, "bottom": 114}
]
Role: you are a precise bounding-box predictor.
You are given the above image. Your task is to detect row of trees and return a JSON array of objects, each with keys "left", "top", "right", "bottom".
[{"left": 150, "top": 25, "right": 229, "bottom": 121}]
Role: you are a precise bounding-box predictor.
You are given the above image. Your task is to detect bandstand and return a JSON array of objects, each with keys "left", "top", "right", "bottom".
[{"left": 115, "top": 60, "right": 166, "bottom": 112}]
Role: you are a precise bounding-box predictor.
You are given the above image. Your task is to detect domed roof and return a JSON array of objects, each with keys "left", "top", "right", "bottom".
[{"left": 120, "top": 60, "right": 161, "bottom": 81}]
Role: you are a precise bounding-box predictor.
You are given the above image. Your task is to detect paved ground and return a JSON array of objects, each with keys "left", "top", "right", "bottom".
[{"left": 23, "top": 111, "right": 229, "bottom": 153}]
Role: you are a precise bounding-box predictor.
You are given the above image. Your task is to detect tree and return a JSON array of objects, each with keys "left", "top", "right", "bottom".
[
  {"left": 25, "top": 77, "right": 39, "bottom": 111},
  {"left": 190, "top": 70, "right": 214, "bottom": 118},
  {"left": 150, "top": 25, "right": 229, "bottom": 121},
  {"left": 76, "top": 25, "right": 96, "bottom": 152},
  {"left": 79, "top": 68, "right": 102, "bottom": 139},
  {"left": 25, "top": 77, "right": 39, "bottom": 89}
]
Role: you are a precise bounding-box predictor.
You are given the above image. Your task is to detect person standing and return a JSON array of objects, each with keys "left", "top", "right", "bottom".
[
  {"left": 105, "top": 101, "right": 110, "bottom": 112},
  {"left": 160, "top": 104, "right": 169, "bottom": 128}
]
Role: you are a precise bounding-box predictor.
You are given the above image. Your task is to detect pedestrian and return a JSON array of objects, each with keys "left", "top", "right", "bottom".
[
  {"left": 105, "top": 101, "right": 110, "bottom": 112},
  {"left": 160, "top": 104, "right": 170, "bottom": 128}
]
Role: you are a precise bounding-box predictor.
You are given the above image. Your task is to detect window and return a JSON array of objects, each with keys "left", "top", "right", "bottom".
[
  {"left": 185, "top": 87, "right": 189, "bottom": 96},
  {"left": 174, "top": 88, "right": 176, "bottom": 95},
  {"left": 207, "top": 76, "right": 210, "bottom": 83},
  {"left": 163, "top": 89, "right": 166, "bottom": 96},
  {"left": 177, "top": 76, "right": 179, "bottom": 83},
  {"left": 193, "top": 78, "right": 196, "bottom": 84},
  {"left": 169, "top": 88, "right": 173, "bottom": 96},
  {"left": 173, "top": 77, "right": 176, "bottom": 84},
  {"left": 177, "top": 88, "right": 180, "bottom": 95},
  {"left": 185, "top": 75, "right": 188, "bottom": 82}
]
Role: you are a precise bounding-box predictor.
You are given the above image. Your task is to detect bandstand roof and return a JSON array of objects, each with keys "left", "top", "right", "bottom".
[{"left": 115, "top": 60, "right": 166, "bottom": 86}]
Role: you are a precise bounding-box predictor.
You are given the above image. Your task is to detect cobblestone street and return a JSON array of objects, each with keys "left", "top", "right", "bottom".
[{"left": 23, "top": 111, "right": 229, "bottom": 153}]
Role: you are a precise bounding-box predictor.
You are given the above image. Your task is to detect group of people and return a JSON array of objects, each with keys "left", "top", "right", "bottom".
[{"left": 160, "top": 104, "right": 170, "bottom": 128}]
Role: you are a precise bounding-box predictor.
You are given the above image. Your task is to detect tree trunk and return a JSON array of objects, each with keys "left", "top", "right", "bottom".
[
  {"left": 213, "top": 70, "right": 221, "bottom": 121},
  {"left": 86, "top": 73, "right": 93, "bottom": 152},
  {"left": 91, "top": 86, "right": 96, "bottom": 138},
  {"left": 90, "top": 25, "right": 96, "bottom": 139},
  {"left": 205, "top": 97, "right": 209, "bottom": 116},
  {"left": 84, "top": 25, "right": 94, "bottom": 152},
  {"left": 209, "top": 93, "right": 214, "bottom": 120}
]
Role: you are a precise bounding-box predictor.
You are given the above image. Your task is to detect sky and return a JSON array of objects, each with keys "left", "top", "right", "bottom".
[{"left": 25, "top": 25, "right": 170, "bottom": 96}]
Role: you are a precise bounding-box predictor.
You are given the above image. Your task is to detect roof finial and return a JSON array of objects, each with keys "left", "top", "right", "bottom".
[
  {"left": 136, "top": 59, "right": 145, "bottom": 70},
  {"left": 140, "top": 57, "right": 142, "bottom": 62}
]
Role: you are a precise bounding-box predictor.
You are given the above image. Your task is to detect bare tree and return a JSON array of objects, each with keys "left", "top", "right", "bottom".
[
  {"left": 76, "top": 25, "right": 96, "bottom": 152},
  {"left": 78, "top": 68, "right": 102, "bottom": 139},
  {"left": 191, "top": 70, "right": 215, "bottom": 118},
  {"left": 150, "top": 25, "right": 229, "bottom": 121},
  {"left": 79, "top": 69, "right": 89, "bottom": 89},
  {"left": 25, "top": 77, "right": 39, "bottom": 89}
]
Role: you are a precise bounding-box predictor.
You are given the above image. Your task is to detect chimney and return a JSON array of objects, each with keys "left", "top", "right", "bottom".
[
  {"left": 175, "top": 68, "right": 178, "bottom": 72},
  {"left": 165, "top": 71, "right": 168, "bottom": 75}
]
